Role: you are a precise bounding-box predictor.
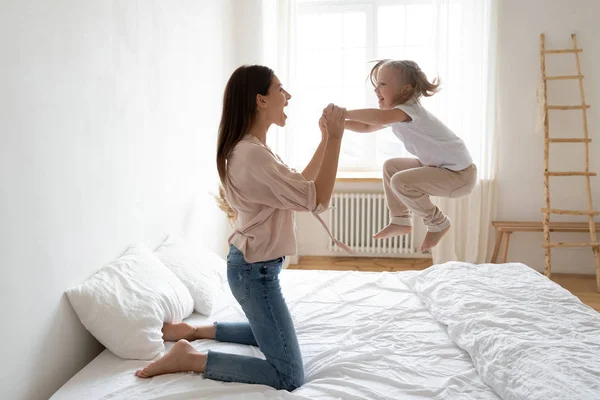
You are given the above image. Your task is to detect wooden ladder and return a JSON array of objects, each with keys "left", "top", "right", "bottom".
[{"left": 540, "top": 33, "right": 600, "bottom": 291}]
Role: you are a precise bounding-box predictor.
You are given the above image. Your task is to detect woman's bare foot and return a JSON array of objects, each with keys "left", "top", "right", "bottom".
[
  {"left": 162, "top": 323, "right": 216, "bottom": 342},
  {"left": 420, "top": 225, "right": 450, "bottom": 252},
  {"left": 162, "top": 323, "right": 197, "bottom": 342},
  {"left": 373, "top": 224, "right": 412, "bottom": 239},
  {"left": 135, "top": 340, "right": 207, "bottom": 378}
]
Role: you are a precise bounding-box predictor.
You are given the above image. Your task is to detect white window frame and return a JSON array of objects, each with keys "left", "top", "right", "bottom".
[{"left": 293, "top": 0, "right": 433, "bottom": 172}]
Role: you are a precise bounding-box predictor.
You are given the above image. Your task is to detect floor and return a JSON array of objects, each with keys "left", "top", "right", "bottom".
[{"left": 289, "top": 256, "right": 600, "bottom": 312}]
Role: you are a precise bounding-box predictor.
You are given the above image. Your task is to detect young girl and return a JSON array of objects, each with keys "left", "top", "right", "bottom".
[{"left": 343, "top": 59, "right": 477, "bottom": 252}]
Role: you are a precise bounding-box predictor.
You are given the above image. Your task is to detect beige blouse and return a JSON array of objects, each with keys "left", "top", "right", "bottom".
[{"left": 224, "top": 135, "right": 351, "bottom": 263}]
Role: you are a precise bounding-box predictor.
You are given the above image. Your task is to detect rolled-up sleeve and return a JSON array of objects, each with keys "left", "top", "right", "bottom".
[{"left": 229, "top": 144, "right": 325, "bottom": 213}]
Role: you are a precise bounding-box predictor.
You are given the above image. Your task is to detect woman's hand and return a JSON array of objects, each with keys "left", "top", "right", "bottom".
[
  {"left": 323, "top": 104, "right": 345, "bottom": 139},
  {"left": 318, "top": 113, "right": 328, "bottom": 141},
  {"left": 314, "top": 104, "right": 345, "bottom": 207}
]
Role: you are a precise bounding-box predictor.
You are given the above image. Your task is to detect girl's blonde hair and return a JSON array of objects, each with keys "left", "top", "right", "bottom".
[{"left": 369, "top": 59, "right": 440, "bottom": 105}]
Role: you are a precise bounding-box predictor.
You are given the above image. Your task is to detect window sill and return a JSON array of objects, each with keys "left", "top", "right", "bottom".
[{"left": 336, "top": 170, "right": 382, "bottom": 183}]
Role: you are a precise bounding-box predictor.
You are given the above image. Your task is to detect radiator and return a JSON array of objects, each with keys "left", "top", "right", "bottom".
[{"left": 328, "top": 192, "right": 416, "bottom": 254}]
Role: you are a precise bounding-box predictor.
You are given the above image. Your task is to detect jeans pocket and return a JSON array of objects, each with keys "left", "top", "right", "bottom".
[
  {"left": 227, "top": 264, "right": 252, "bottom": 305},
  {"left": 259, "top": 258, "right": 283, "bottom": 281}
]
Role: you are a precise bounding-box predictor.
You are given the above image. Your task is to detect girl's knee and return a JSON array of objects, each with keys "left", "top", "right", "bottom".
[
  {"left": 390, "top": 173, "right": 410, "bottom": 192},
  {"left": 382, "top": 158, "right": 396, "bottom": 174}
]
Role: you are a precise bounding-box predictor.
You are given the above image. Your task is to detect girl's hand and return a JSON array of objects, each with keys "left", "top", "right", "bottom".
[{"left": 323, "top": 104, "right": 347, "bottom": 120}]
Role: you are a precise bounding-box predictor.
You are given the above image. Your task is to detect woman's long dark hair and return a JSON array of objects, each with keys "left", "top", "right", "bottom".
[{"left": 215, "top": 65, "right": 274, "bottom": 221}]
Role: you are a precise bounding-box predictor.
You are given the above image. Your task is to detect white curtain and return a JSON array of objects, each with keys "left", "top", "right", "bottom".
[
  {"left": 229, "top": 0, "right": 298, "bottom": 155},
  {"left": 429, "top": 0, "right": 499, "bottom": 264},
  {"left": 261, "top": 0, "right": 298, "bottom": 156}
]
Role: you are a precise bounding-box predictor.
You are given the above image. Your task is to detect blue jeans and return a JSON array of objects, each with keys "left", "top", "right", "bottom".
[{"left": 204, "top": 246, "right": 305, "bottom": 391}]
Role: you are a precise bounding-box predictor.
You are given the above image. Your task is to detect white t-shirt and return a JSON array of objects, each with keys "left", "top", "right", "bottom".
[{"left": 387, "top": 102, "right": 473, "bottom": 171}]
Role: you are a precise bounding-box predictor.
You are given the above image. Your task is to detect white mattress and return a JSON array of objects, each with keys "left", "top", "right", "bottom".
[{"left": 51, "top": 269, "right": 499, "bottom": 400}]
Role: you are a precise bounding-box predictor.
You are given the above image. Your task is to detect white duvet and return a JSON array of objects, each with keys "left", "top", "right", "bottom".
[
  {"left": 52, "top": 264, "right": 600, "bottom": 400},
  {"left": 52, "top": 269, "right": 498, "bottom": 400},
  {"left": 405, "top": 262, "right": 600, "bottom": 400}
]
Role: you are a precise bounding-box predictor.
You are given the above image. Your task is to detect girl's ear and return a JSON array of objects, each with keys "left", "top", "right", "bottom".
[{"left": 403, "top": 84, "right": 413, "bottom": 93}]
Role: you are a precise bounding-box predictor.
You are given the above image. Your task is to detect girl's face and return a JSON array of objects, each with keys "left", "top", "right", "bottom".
[
  {"left": 374, "top": 66, "right": 411, "bottom": 109},
  {"left": 258, "top": 75, "right": 292, "bottom": 127}
]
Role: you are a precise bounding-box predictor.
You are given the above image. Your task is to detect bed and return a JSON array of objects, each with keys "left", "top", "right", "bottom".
[{"left": 51, "top": 263, "right": 600, "bottom": 400}]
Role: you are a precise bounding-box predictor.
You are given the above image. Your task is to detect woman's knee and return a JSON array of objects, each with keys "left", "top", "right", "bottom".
[
  {"left": 276, "top": 357, "right": 304, "bottom": 391},
  {"left": 281, "top": 369, "right": 305, "bottom": 391}
]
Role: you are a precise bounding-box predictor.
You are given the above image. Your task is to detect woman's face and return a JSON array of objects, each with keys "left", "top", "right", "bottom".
[{"left": 260, "top": 75, "right": 292, "bottom": 127}]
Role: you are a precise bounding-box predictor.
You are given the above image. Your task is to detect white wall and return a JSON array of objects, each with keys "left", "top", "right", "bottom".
[
  {"left": 495, "top": 0, "right": 600, "bottom": 274},
  {"left": 0, "top": 1, "right": 233, "bottom": 399},
  {"left": 231, "top": 0, "right": 265, "bottom": 66}
]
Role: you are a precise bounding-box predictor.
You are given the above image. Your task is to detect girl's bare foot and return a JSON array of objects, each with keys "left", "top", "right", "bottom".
[
  {"left": 420, "top": 225, "right": 450, "bottom": 252},
  {"left": 373, "top": 224, "right": 412, "bottom": 239},
  {"left": 162, "top": 323, "right": 216, "bottom": 342},
  {"left": 135, "top": 340, "right": 207, "bottom": 378}
]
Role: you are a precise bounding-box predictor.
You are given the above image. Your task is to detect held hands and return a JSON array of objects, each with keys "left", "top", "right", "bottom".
[{"left": 320, "top": 103, "right": 346, "bottom": 140}]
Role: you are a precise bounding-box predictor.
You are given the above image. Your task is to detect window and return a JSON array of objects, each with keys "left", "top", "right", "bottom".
[{"left": 288, "top": 0, "right": 437, "bottom": 172}]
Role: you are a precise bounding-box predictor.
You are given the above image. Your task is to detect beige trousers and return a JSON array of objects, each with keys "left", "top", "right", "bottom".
[{"left": 382, "top": 158, "right": 477, "bottom": 232}]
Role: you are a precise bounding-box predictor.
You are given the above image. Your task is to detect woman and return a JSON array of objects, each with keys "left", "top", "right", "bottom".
[{"left": 135, "top": 65, "right": 346, "bottom": 391}]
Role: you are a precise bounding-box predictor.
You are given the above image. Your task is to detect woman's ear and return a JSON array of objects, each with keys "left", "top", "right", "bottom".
[{"left": 256, "top": 94, "right": 267, "bottom": 109}]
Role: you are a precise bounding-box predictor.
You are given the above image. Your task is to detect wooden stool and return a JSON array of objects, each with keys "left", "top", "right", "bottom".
[{"left": 491, "top": 221, "right": 599, "bottom": 263}]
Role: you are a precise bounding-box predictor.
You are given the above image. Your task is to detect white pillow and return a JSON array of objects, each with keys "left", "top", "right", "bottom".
[
  {"left": 201, "top": 248, "right": 227, "bottom": 285},
  {"left": 190, "top": 241, "right": 227, "bottom": 285},
  {"left": 154, "top": 234, "right": 224, "bottom": 315},
  {"left": 66, "top": 244, "right": 194, "bottom": 360}
]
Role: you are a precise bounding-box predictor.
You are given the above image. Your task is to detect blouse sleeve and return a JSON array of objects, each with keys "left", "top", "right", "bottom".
[{"left": 229, "top": 143, "right": 327, "bottom": 213}]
